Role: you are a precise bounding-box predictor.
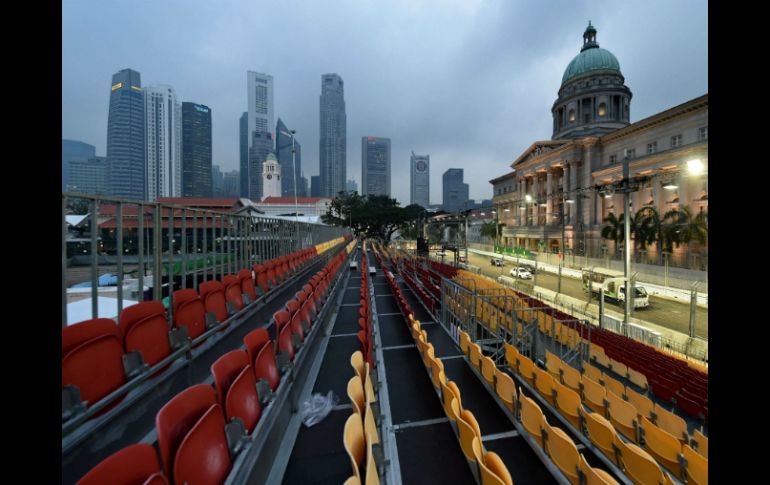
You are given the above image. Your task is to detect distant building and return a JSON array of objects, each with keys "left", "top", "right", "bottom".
[
  {"left": 442, "top": 168, "right": 469, "bottom": 213},
  {"left": 68, "top": 157, "right": 109, "bottom": 195},
  {"left": 223, "top": 170, "right": 240, "bottom": 198},
  {"left": 310, "top": 175, "right": 321, "bottom": 197},
  {"left": 257, "top": 196, "right": 333, "bottom": 217},
  {"left": 239, "top": 112, "right": 249, "bottom": 197},
  {"left": 276, "top": 118, "right": 302, "bottom": 198},
  {"left": 182, "top": 102, "right": 212, "bottom": 197},
  {"left": 247, "top": 72, "right": 274, "bottom": 201},
  {"left": 62, "top": 139, "right": 96, "bottom": 191},
  {"left": 212, "top": 165, "right": 224, "bottom": 197},
  {"left": 107, "top": 68, "right": 145, "bottom": 200},
  {"left": 319, "top": 74, "right": 346, "bottom": 197},
  {"left": 249, "top": 131, "right": 273, "bottom": 200},
  {"left": 346, "top": 179, "right": 358, "bottom": 193},
  {"left": 262, "top": 153, "right": 282, "bottom": 199},
  {"left": 298, "top": 175, "right": 308, "bottom": 197},
  {"left": 145, "top": 85, "right": 182, "bottom": 200},
  {"left": 410, "top": 152, "right": 430, "bottom": 208},
  {"left": 361, "top": 137, "right": 390, "bottom": 196}
]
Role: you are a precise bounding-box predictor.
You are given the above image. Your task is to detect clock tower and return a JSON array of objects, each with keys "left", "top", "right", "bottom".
[{"left": 262, "top": 152, "right": 281, "bottom": 200}]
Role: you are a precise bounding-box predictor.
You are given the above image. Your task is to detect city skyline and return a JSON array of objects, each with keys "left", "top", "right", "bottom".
[{"left": 63, "top": 0, "right": 707, "bottom": 206}]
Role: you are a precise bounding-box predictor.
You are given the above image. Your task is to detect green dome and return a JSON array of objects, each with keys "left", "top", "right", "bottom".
[{"left": 561, "top": 46, "right": 621, "bottom": 85}]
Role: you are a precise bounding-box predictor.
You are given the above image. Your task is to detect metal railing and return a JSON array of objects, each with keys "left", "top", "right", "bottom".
[{"left": 62, "top": 192, "right": 348, "bottom": 328}]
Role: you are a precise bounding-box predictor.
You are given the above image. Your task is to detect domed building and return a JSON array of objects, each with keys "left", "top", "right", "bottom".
[{"left": 489, "top": 22, "right": 708, "bottom": 269}]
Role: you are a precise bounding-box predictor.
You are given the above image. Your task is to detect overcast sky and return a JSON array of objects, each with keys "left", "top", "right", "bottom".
[{"left": 62, "top": 0, "right": 707, "bottom": 206}]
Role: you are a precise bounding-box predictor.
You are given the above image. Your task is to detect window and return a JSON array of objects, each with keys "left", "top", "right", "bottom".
[
  {"left": 568, "top": 109, "right": 576, "bottom": 122},
  {"left": 626, "top": 149, "right": 636, "bottom": 159},
  {"left": 647, "top": 142, "right": 657, "bottom": 154},
  {"left": 609, "top": 155, "right": 617, "bottom": 165},
  {"left": 598, "top": 103, "right": 607, "bottom": 117},
  {"left": 699, "top": 126, "right": 708, "bottom": 141},
  {"left": 671, "top": 134, "right": 682, "bottom": 148}
]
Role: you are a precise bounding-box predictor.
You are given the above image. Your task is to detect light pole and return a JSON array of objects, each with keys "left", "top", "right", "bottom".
[
  {"left": 622, "top": 152, "right": 631, "bottom": 330},
  {"left": 279, "top": 128, "right": 300, "bottom": 249}
]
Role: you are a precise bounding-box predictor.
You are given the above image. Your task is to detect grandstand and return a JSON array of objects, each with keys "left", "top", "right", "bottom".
[{"left": 62, "top": 197, "right": 708, "bottom": 484}]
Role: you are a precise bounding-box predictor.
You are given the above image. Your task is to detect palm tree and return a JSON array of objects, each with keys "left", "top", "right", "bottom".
[
  {"left": 601, "top": 212, "right": 624, "bottom": 255},
  {"left": 663, "top": 205, "right": 708, "bottom": 267}
]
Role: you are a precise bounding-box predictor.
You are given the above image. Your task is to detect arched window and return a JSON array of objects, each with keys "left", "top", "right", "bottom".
[
  {"left": 568, "top": 109, "right": 576, "bottom": 123},
  {"left": 598, "top": 103, "right": 606, "bottom": 117}
]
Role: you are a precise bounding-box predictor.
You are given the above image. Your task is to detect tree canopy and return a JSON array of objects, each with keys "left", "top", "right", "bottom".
[{"left": 322, "top": 192, "right": 427, "bottom": 241}]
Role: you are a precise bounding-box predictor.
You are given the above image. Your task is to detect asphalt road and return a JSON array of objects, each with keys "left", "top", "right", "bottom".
[{"left": 458, "top": 252, "right": 708, "bottom": 339}]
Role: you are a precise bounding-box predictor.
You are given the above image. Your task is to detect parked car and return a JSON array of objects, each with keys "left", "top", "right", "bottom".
[
  {"left": 491, "top": 258, "right": 504, "bottom": 267},
  {"left": 510, "top": 267, "right": 533, "bottom": 279}
]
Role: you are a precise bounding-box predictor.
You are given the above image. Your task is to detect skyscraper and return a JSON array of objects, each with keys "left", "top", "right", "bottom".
[
  {"left": 182, "top": 102, "right": 212, "bottom": 197},
  {"left": 223, "top": 170, "right": 240, "bottom": 197},
  {"left": 310, "top": 175, "right": 321, "bottom": 197},
  {"left": 361, "top": 137, "right": 391, "bottom": 196},
  {"left": 145, "top": 85, "right": 182, "bottom": 201},
  {"left": 68, "top": 157, "right": 109, "bottom": 195},
  {"left": 442, "top": 168, "right": 469, "bottom": 213},
  {"left": 276, "top": 118, "right": 303, "bottom": 198},
  {"left": 410, "top": 152, "right": 430, "bottom": 208},
  {"left": 319, "top": 74, "right": 346, "bottom": 198},
  {"left": 247, "top": 72, "right": 274, "bottom": 200},
  {"left": 298, "top": 175, "right": 308, "bottom": 197},
  {"left": 346, "top": 179, "right": 358, "bottom": 193},
  {"left": 62, "top": 139, "right": 96, "bottom": 191},
  {"left": 107, "top": 68, "right": 145, "bottom": 200},
  {"left": 212, "top": 164, "right": 224, "bottom": 197},
  {"left": 239, "top": 112, "right": 248, "bottom": 197}
]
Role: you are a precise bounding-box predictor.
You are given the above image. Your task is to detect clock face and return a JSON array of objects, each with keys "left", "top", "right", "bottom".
[
  {"left": 416, "top": 160, "right": 427, "bottom": 172},
  {"left": 267, "top": 174, "right": 272, "bottom": 180}
]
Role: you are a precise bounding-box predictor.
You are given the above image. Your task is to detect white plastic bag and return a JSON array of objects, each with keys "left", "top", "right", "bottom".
[{"left": 301, "top": 391, "right": 338, "bottom": 427}]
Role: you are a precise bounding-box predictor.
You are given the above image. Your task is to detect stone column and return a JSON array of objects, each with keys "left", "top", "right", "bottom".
[
  {"left": 569, "top": 161, "right": 578, "bottom": 225},
  {"left": 678, "top": 171, "right": 688, "bottom": 208},
  {"left": 582, "top": 143, "right": 594, "bottom": 225},
  {"left": 653, "top": 178, "right": 662, "bottom": 215},
  {"left": 546, "top": 170, "right": 553, "bottom": 225},
  {"left": 518, "top": 179, "right": 525, "bottom": 226},
  {"left": 532, "top": 175, "right": 539, "bottom": 226},
  {"left": 563, "top": 163, "right": 571, "bottom": 224}
]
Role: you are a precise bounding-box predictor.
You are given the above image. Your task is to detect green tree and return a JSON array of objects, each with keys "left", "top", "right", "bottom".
[
  {"left": 479, "top": 221, "right": 505, "bottom": 245},
  {"left": 600, "top": 212, "right": 625, "bottom": 254}
]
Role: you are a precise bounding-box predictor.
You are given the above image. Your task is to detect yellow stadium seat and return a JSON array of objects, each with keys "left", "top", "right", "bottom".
[
  {"left": 653, "top": 404, "right": 689, "bottom": 444},
  {"left": 423, "top": 343, "right": 435, "bottom": 370},
  {"left": 410, "top": 322, "right": 421, "bottom": 341},
  {"left": 343, "top": 476, "right": 361, "bottom": 485},
  {"left": 589, "top": 344, "right": 605, "bottom": 361},
  {"left": 583, "top": 363, "right": 603, "bottom": 384},
  {"left": 578, "top": 453, "right": 620, "bottom": 485},
  {"left": 616, "top": 439, "right": 666, "bottom": 485},
  {"left": 351, "top": 351, "right": 365, "bottom": 384},
  {"left": 481, "top": 356, "right": 497, "bottom": 387},
  {"left": 603, "top": 375, "right": 626, "bottom": 400},
  {"left": 504, "top": 343, "right": 519, "bottom": 372},
  {"left": 640, "top": 416, "right": 682, "bottom": 477},
  {"left": 584, "top": 411, "right": 621, "bottom": 467},
  {"left": 482, "top": 449, "right": 514, "bottom": 485},
  {"left": 430, "top": 356, "right": 445, "bottom": 391},
  {"left": 533, "top": 365, "right": 557, "bottom": 406},
  {"left": 625, "top": 387, "right": 654, "bottom": 421},
  {"left": 441, "top": 379, "right": 460, "bottom": 422},
  {"left": 693, "top": 429, "right": 708, "bottom": 459},
  {"left": 344, "top": 413, "right": 365, "bottom": 480},
  {"left": 469, "top": 343, "right": 483, "bottom": 371},
  {"left": 683, "top": 444, "right": 708, "bottom": 485},
  {"left": 594, "top": 352, "right": 611, "bottom": 370},
  {"left": 606, "top": 391, "right": 638, "bottom": 443},
  {"left": 554, "top": 381, "right": 583, "bottom": 431},
  {"left": 366, "top": 437, "right": 380, "bottom": 485},
  {"left": 628, "top": 368, "right": 649, "bottom": 391},
  {"left": 365, "top": 401, "right": 379, "bottom": 445},
  {"left": 495, "top": 368, "right": 517, "bottom": 413},
  {"left": 457, "top": 409, "right": 482, "bottom": 463},
  {"left": 520, "top": 390, "right": 546, "bottom": 448},
  {"left": 365, "top": 363, "right": 377, "bottom": 404},
  {"left": 545, "top": 350, "right": 562, "bottom": 380},
  {"left": 581, "top": 375, "right": 607, "bottom": 415},
  {"left": 517, "top": 354, "right": 536, "bottom": 386},
  {"left": 348, "top": 375, "right": 365, "bottom": 416},
  {"left": 609, "top": 359, "right": 629, "bottom": 379},
  {"left": 561, "top": 363, "right": 582, "bottom": 393},
  {"left": 544, "top": 422, "right": 581, "bottom": 485}
]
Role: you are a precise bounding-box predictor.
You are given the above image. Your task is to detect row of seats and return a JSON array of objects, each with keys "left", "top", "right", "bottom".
[
  {"left": 400, "top": 264, "right": 437, "bottom": 314},
  {"left": 75, "top": 244, "right": 354, "bottom": 485},
  {"left": 63, "top": 246, "right": 326, "bottom": 423},
  {"left": 497, "top": 339, "right": 708, "bottom": 485}
]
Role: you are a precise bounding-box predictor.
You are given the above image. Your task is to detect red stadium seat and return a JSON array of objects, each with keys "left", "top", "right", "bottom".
[
  {"left": 243, "top": 328, "right": 270, "bottom": 367},
  {"left": 254, "top": 344, "right": 281, "bottom": 392},
  {"left": 222, "top": 275, "right": 244, "bottom": 311},
  {"left": 63, "top": 318, "right": 118, "bottom": 358},
  {"left": 211, "top": 350, "right": 249, "bottom": 405},
  {"left": 119, "top": 301, "right": 171, "bottom": 367},
  {"left": 199, "top": 280, "right": 229, "bottom": 324},
  {"left": 278, "top": 324, "right": 296, "bottom": 361},
  {"left": 226, "top": 365, "right": 262, "bottom": 433},
  {"left": 62, "top": 334, "right": 126, "bottom": 408},
  {"left": 76, "top": 443, "right": 168, "bottom": 485},
  {"left": 273, "top": 310, "right": 291, "bottom": 334},
  {"left": 172, "top": 289, "right": 206, "bottom": 341},
  {"left": 238, "top": 269, "right": 257, "bottom": 302},
  {"left": 173, "top": 404, "right": 232, "bottom": 485}
]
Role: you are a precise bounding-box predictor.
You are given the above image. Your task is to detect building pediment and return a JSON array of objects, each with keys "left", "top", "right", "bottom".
[{"left": 511, "top": 140, "right": 572, "bottom": 169}]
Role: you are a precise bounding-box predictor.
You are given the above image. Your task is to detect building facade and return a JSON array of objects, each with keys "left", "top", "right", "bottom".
[
  {"left": 319, "top": 74, "right": 346, "bottom": 197},
  {"left": 239, "top": 111, "right": 249, "bottom": 197},
  {"left": 410, "top": 152, "right": 430, "bottom": 208},
  {"left": 257, "top": 196, "right": 332, "bottom": 217},
  {"left": 262, "top": 152, "right": 282, "bottom": 199},
  {"left": 182, "top": 102, "right": 212, "bottom": 197},
  {"left": 145, "top": 85, "right": 182, "bottom": 201},
  {"left": 276, "top": 118, "right": 303, "bottom": 198},
  {"left": 62, "top": 139, "right": 96, "bottom": 191},
  {"left": 223, "top": 170, "right": 240, "bottom": 198},
  {"left": 346, "top": 179, "right": 358, "bottom": 193},
  {"left": 212, "top": 164, "right": 224, "bottom": 197},
  {"left": 489, "top": 23, "right": 707, "bottom": 267},
  {"left": 68, "top": 157, "right": 109, "bottom": 195},
  {"left": 442, "top": 168, "right": 469, "bottom": 213},
  {"left": 247, "top": 72, "right": 275, "bottom": 201},
  {"left": 106, "top": 68, "right": 145, "bottom": 200},
  {"left": 361, "top": 137, "right": 391, "bottom": 196},
  {"left": 310, "top": 175, "right": 321, "bottom": 197}
]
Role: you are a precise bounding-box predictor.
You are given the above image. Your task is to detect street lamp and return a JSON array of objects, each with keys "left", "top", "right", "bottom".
[{"left": 279, "top": 128, "right": 300, "bottom": 249}]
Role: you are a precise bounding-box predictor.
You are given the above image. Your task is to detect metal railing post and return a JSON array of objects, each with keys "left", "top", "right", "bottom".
[{"left": 90, "top": 198, "right": 99, "bottom": 319}]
